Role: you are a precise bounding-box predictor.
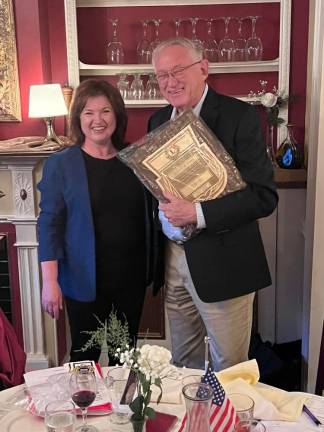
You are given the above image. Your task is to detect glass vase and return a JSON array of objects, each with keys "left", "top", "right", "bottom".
[
  {"left": 182, "top": 382, "right": 214, "bottom": 432},
  {"left": 276, "top": 123, "right": 303, "bottom": 169},
  {"left": 131, "top": 417, "right": 147, "bottom": 432},
  {"left": 265, "top": 125, "right": 278, "bottom": 166}
]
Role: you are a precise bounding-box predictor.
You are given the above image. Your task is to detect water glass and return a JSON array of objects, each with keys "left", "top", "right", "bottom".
[
  {"left": 117, "top": 74, "right": 130, "bottom": 99},
  {"left": 106, "top": 367, "right": 130, "bottom": 425},
  {"left": 129, "top": 74, "right": 144, "bottom": 100},
  {"left": 234, "top": 419, "right": 266, "bottom": 431},
  {"left": 145, "top": 73, "right": 161, "bottom": 99},
  {"left": 229, "top": 393, "right": 254, "bottom": 420},
  {"left": 182, "top": 382, "right": 214, "bottom": 432},
  {"left": 181, "top": 374, "right": 203, "bottom": 386},
  {"left": 45, "top": 400, "right": 76, "bottom": 432}
]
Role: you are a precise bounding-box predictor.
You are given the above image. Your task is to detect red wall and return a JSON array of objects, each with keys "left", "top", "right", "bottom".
[
  {"left": 0, "top": 0, "right": 68, "bottom": 139},
  {"left": 0, "top": 0, "right": 309, "bottom": 149}
]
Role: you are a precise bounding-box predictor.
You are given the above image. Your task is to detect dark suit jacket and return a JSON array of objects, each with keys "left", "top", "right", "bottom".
[
  {"left": 37, "top": 145, "right": 156, "bottom": 302},
  {"left": 148, "top": 87, "right": 278, "bottom": 302}
]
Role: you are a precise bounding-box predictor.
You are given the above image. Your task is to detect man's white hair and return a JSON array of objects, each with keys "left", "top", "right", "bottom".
[{"left": 152, "top": 37, "right": 204, "bottom": 68}]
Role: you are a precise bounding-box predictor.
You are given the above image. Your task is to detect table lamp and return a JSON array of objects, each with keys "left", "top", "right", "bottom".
[{"left": 28, "top": 84, "right": 68, "bottom": 147}]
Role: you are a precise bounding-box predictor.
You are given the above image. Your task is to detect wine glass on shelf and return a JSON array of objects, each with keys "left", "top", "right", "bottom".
[
  {"left": 189, "top": 17, "right": 204, "bottom": 50},
  {"left": 204, "top": 19, "right": 219, "bottom": 62},
  {"left": 174, "top": 18, "right": 183, "bottom": 37},
  {"left": 129, "top": 74, "right": 144, "bottom": 100},
  {"left": 70, "top": 367, "right": 98, "bottom": 432},
  {"left": 137, "top": 20, "right": 151, "bottom": 64},
  {"left": 107, "top": 18, "right": 124, "bottom": 64},
  {"left": 233, "top": 17, "right": 246, "bottom": 61},
  {"left": 117, "top": 74, "right": 130, "bottom": 99},
  {"left": 218, "top": 16, "right": 234, "bottom": 62},
  {"left": 149, "top": 19, "right": 162, "bottom": 52},
  {"left": 245, "top": 16, "right": 263, "bottom": 61}
]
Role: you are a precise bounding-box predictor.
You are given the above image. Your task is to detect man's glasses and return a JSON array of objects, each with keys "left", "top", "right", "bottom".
[{"left": 155, "top": 60, "right": 202, "bottom": 84}]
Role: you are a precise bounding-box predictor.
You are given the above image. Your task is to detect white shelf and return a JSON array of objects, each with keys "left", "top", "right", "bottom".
[
  {"left": 77, "top": 0, "right": 280, "bottom": 6},
  {"left": 124, "top": 95, "right": 258, "bottom": 108},
  {"left": 79, "top": 59, "right": 279, "bottom": 76}
]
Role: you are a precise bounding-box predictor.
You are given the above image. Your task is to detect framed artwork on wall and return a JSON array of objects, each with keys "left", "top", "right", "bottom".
[{"left": 0, "top": 0, "right": 21, "bottom": 122}]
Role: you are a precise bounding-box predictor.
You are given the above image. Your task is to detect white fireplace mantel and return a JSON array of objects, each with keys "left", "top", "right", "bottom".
[{"left": 0, "top": 153, "right": 52, "bottom": 371}]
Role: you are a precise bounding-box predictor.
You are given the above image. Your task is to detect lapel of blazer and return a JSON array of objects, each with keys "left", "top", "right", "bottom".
[
  {"left": 199, "top": 87, "right": 221, "bottom": 134},
  {"left": 67, "top": 145, "right": 94, "bottom": 224}
]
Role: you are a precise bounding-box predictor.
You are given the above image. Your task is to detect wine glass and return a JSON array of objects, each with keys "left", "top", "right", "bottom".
[
  {"left": 233, "top": 17, "right": 246, "bottom": 61},
  {"left": 149, "top": 19, "right": 162, "bottom": 51},
  {"left": 145, "top": 73, "right": 161, "bottom": 99},
  {"left": 129, "top": 74, "right": 144, "bottom": 100},
  {"left": 245, "top": 16, "right": 263, "bottom": 61},
  {"left": 70, "top": 367, "right": 98, "bottom": 432},
  {"left": 107, "top": 18, "right": 124, "bottom": 64},
  {"left": 137, "top": 20, "right": 151, "bottom": 64},
  {"left": 174, "top": 18, "right": 183, "bottom": 37},
  {"left": 117, "top": 73, "right": 130, "bottom": 99},
  {"left": 218, "top": 17, "right": 234, "bottom": 62},
  {"left": 204, "top": 19, "right": 219, "bottom": 62},
  {"left": 189, "top": 17, "right": 204, "bottom": 50}
]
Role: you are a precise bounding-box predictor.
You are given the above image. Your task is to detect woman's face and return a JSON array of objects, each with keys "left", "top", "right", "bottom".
[{"left": 80, "top": 95, "right": 117, "bottom": 146}]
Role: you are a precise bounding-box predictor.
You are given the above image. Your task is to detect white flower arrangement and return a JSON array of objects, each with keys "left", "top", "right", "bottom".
[
  {"left": 115, "top": 344, "right": 176, "bottom": 423},
  {"left": 248, "top": 80, "right": 294, "bottom": 127}
]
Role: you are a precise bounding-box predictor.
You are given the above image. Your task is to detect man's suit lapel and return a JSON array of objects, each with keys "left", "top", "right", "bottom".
[{"left": 199, "top": 88, "right": 221, "bottom": 133}]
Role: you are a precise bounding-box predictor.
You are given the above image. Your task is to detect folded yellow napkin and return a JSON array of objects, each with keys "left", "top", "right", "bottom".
[
  {"left": 216, "top": 359, "right": 260, "bottom": 386},
  {"left": 151, "top": 358, "right": 309, "bottom": 421},
  {"left": 217, "top": 359, "right": 309, "bottom": 422}
]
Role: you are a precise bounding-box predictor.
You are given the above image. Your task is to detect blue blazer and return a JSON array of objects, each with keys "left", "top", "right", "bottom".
[
  {"left": 38, "top": 146, "right": 97, "bottom": 301},
  {"left": 38, "top": 145, "right": 156, "bottom": 302}
]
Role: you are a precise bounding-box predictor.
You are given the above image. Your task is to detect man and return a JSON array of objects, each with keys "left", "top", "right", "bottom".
[{"left": 148, "top": 38, "right": 278, "bottom": 371}]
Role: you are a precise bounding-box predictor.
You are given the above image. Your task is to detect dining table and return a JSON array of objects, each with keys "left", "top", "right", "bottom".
[{"left": 1, "top": 364, "right": 324, "bottom": 432}]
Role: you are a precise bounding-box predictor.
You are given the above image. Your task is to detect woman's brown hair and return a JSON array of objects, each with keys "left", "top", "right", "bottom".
[{"left": 69, "top": 79, "right": 127, "bottom": 150}]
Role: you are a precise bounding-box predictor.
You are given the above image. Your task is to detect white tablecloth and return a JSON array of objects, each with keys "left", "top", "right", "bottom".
[{"left": 1, "top": 367, "right": 324, "bottom": 432}]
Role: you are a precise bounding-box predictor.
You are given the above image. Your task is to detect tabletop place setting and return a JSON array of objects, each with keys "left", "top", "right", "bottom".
[{"left": 4, "top": 333, "right": 324, "bottom": 432}]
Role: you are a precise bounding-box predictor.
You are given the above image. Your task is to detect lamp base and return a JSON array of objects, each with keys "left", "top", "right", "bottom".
[{"left": 44, "top": 117, "right": 65, "bottom": 149}]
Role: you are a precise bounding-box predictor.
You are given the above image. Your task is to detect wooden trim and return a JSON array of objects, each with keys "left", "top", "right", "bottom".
[{"left": 274, "top": 168, "right": 307, "bottom": 189}]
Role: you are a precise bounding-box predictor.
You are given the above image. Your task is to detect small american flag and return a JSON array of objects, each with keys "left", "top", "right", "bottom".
[{"left": 179, "top": 366, "right": 238, "bottom": 432}]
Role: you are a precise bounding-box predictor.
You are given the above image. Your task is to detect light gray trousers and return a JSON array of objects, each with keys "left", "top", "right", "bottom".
[{"left": 165, "top": 240, "right": 255, "bottom": 372}]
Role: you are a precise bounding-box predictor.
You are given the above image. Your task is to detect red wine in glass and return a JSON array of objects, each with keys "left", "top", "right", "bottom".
[
  {"left": 69, "top": 368, "right": 98, "bottom": 432},
  {"left": 72, "top": 390, "right": 96, "bottom": 409}
]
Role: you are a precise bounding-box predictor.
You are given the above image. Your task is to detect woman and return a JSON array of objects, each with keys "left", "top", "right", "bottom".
[{"left": 38, "top": 79, "right": 153, "bottom": 361}]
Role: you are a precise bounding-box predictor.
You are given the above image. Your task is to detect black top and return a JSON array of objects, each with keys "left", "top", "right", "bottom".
[{"left": 82, "top": 150, "right": 147, "bottom": 303}]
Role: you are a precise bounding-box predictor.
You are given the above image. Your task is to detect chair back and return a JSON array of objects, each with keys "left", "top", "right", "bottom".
[{"left": 0, "top": 307, "right": 26, "bottom": 389}]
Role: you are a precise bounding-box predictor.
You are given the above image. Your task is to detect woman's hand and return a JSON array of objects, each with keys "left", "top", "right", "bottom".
[{"left": 42, "top": 279, "right": 63, "bottom": 319}]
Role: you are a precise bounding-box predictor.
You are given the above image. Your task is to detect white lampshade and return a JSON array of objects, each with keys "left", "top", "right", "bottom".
[{"left": 28, "top": 84, "right": 68, "bottom": 118}]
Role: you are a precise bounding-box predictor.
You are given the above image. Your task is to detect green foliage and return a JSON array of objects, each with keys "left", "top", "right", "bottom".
[{"left": 76, "top": 309, "right": 130, "bottom": 356}]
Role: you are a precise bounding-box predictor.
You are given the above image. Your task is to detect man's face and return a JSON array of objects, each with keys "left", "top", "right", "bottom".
[{"left": 153, "top": 45, "right": 209, "bottom": 112}]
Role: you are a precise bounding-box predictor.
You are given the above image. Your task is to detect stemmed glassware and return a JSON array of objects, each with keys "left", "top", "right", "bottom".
[
  {"left": 218, "top": 17, "right": 235, "bottom": 62},
  {"left": 107, "top": 19, "right": 124, "bottom": 64},
  {"left": 149, "top": 19, "right": 162, "bottom": 52},
  {"left": 137, "top": 20, "right": 151, "bottom": 64},
  {"left": 245, "top": 16, "right": 263, "bottom": 61},
  {"left": 117, "top": 74, "right": 130, "bottom": 99},
  {"left": 189, "top": 17, "right": 204, "bottom": 50},
  {"left": 70, "top": 367, "right": 98, "bottom": 432},
  {"left": 145, "top": 73, "right": 161, "bottom": 99},
  {"left": 233, "top": 17, "right": 246, "bottom": 61},
  {"left": 174, "top": 18, "right": 183, "bottom": 37},
  {"left": 204, "top": 19, "right": 219, "bottom": 62},
  {"left": 129, "top": 74, "right": 144, "bottom": 100}
]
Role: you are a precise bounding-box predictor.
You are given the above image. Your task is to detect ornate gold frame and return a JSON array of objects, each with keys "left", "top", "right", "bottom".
[{"left": 0, "top": 0, "right": 21, "bottom": 122}]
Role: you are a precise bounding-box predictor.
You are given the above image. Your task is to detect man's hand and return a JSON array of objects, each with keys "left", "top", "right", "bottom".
[
  {"left": 159, "top": 191, "right": 197, "bottom": 227},
  {"left": 42, "top": 280, "right": 63, "bottom": 320}
]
